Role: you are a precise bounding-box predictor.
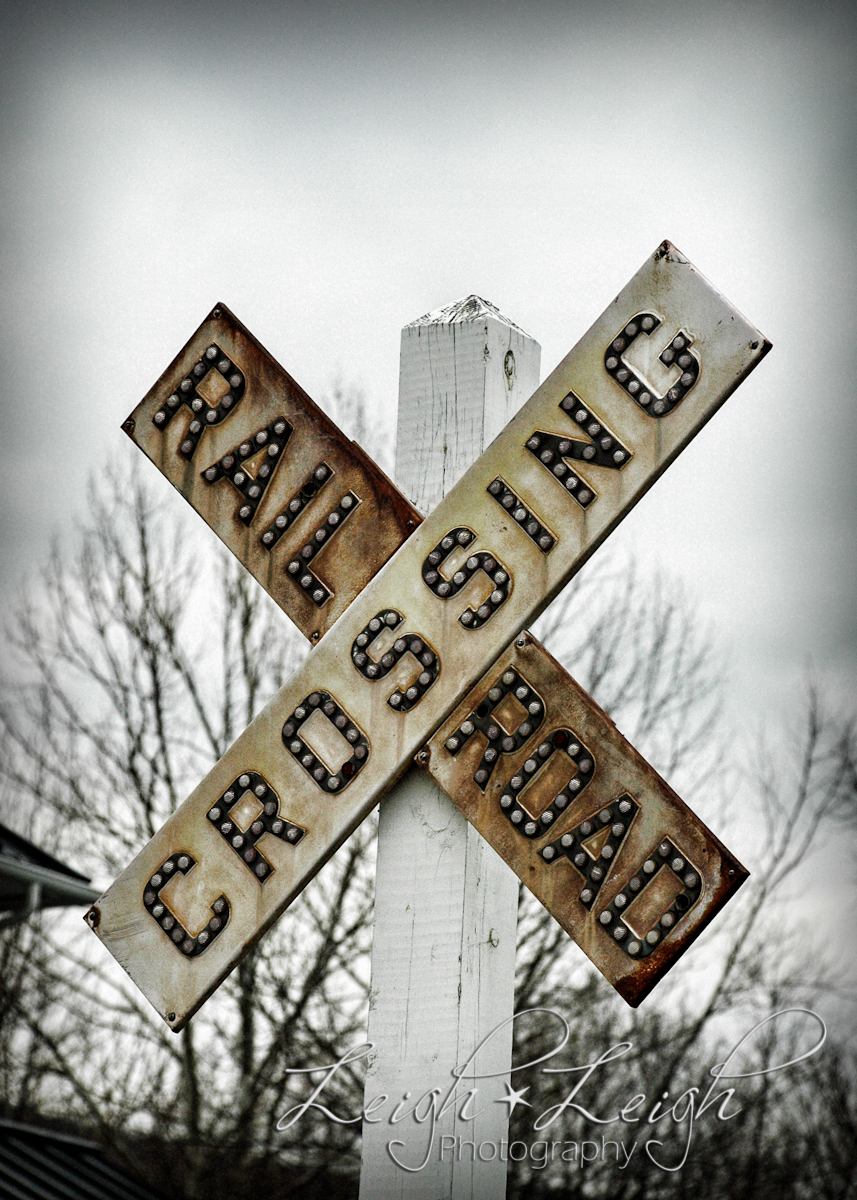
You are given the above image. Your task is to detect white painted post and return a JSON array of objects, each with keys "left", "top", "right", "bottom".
[{"left": 359, "top": 297, "right": 541, "bottom": 1198}]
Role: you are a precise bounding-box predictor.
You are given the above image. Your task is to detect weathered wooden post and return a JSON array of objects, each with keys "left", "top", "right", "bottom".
[{"left": 359, "top": 297, "right": 541, "bottom": 1197}]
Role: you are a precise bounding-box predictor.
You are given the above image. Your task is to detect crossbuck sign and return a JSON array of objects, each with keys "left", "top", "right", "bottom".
[{"left": 86, "top": 242, "right": 770, "bottom": 1029}]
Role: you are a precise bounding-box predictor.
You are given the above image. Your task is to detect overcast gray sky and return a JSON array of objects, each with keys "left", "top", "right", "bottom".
[{"left": 1, "top": 0, "right": 854, "bottom": 727}]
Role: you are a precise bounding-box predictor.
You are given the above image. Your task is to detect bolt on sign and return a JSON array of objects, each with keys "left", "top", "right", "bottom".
[{"left": 86, "top": 242, "right": 770, "bottom": 1030}]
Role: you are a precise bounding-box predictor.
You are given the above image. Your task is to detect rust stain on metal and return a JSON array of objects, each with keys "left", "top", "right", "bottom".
[
  {"left": 122, "top": 303, "right": 422, "bottom": 643},
  {"left": 421, "top": 635, "right": 748, "bottom": 1006},
  {"left": 91, "top": 245, "right": 768, "bottom": 1029}
]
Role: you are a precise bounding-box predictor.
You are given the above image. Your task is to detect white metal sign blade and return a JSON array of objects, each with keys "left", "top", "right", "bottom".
[{"left": 88, "top": 242, "right": 770, "bottom": 1028}]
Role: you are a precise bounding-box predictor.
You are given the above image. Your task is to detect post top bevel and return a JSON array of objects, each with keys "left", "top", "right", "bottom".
[{"left": 404, "top": 294, "right": 534, "bottom": 340}]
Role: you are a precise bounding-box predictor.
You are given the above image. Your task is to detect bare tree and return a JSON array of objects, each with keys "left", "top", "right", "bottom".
[
  {"left": 506, "top": 571, "right": 857, "bottom": 1198},
  {"left": 0, "top": 443, "right": 377, "bottom": 1197},
  {"left": 0, "top": 415, "right": 854, "bottom": 1198}
]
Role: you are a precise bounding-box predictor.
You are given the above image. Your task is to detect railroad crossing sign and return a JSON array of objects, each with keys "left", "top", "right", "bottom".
[{"left": 86, "top": 241, "right": 770, "bottom": 1028}]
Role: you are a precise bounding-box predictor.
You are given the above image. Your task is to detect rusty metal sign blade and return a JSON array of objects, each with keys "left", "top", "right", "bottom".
[
  {"left": 89, "top": 243, "right": 768, "bottom": 1028},
  {"left": 418, "top": 634, "right": 747, "bottom": 1006},
  {"left": 123, "top": 303, "right": 421, "bottom": 643}
]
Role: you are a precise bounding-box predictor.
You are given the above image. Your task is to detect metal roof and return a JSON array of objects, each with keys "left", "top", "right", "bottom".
[
  {"left": 0, "top": 822, "right": 100, "bottom": 918},
  {"left": 0, "top": 1120, "right": 166, "bottom": 1200}
]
